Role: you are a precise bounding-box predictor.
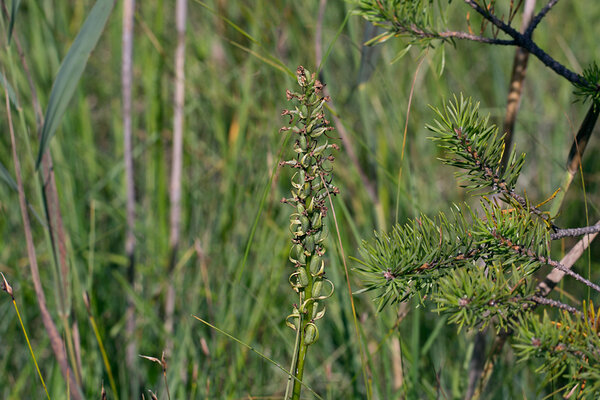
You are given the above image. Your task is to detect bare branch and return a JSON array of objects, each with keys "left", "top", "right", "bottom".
[
  {"left": 551, "top": 223, "right": 600, "bottom": 240},
  {"left": 525, "top": 0, "right": 560, "bottom": 37},
  {"left": 438, "top": 30, "right": 515, "bottom": 45},
  {"left": 539, "top": 254, "right": 600, "bottom": 293},
  {"left": 463, "top": 0, "right": 585, "bottom": 86},
  {"left": 538, "top": 228, "right": 599, "bottom": 296},
  {"left": 530, "top": 295, "right": 581, "bottom": 316}
]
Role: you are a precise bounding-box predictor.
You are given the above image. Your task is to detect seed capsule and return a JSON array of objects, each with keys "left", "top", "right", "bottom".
[
  {"left": 311, "top": 212, "right": 322, "bottom": 229},
  {"left": 312, "top": 278, "right": 323, "bottom": 296},
  {"left": 304, "top": 235, "right": 315, "bottom": 254},
  {"left": 303, "top": 323, "right": 318, "bottom": 345},
  {"left": 298, "top": 268, "right": 309, "bottom": 287},
  {"left": 310, "top": 256, "right": 324, "bottom": 275}
]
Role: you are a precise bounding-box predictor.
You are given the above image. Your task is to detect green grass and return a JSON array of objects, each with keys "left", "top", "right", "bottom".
[{"left": 0, "top": 1, "right": 599, "bottom": 398}]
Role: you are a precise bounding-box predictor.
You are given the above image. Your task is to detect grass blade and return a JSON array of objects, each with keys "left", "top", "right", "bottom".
[
  {"left": 0, "top": 69, "right": 20, "bottom": 109},
  {"left": 7, "top": 0, "right": 20, "bottom": 43},
  {"left": 35, "top": 0, "right": 115, "bottom": 168}
]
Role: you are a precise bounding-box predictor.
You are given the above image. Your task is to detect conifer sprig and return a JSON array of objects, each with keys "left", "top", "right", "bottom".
[
  {"left": 356, "top": 197, "right": 550, "bottom": 311},
  {"left": 356, "top": 95, "right": 600, "bottom": 398},
  {"left": 280, "top": 66, "right": 338, "bottom": 400},
  {"left": 513, "top": 303, "right": 600, "bottom": 398},
  {"left": 427, "top": 95, "right": 552, "bottom": 222}
]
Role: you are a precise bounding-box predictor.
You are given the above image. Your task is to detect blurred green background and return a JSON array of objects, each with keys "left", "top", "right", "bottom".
[{"left": 1, "top": 1, "right": 599, "bottom": 398}]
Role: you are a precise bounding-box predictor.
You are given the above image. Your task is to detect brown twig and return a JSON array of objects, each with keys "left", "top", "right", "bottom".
[
  {"left": 551, "top": 223, "right": 600, "bottom": 240},
  {"left": 538, "top": 228, "right": 599, "bottom": 296},
  {"left": 530, "top": 295, "right": 581, "bottom": 315},
  {"left": 435, "top": 29, "right": 514, "bottom": 45}
]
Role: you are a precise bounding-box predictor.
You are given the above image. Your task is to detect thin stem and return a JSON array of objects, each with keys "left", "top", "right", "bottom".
[
  {"left": 538, "top": 228, "right": 599, "bottom": 296},
  {"left": 551, "top": 223, "right": 600, "bottom": 240},
  {"left": 525, "top": 0, "right": 560, "bottom": 37},
  {"left": 1, "top": 273, "right": 51, "bottom": 400},
  {"left": 193, "top": 316, "right": 323, "bottom": 399},
  {"left": 437, "top": 30, "right": 514, "bottom": 44},
  {"left": 291, "top": 256, "right": 314, "bottom": 400},
  {"left": 530, "top": 295, "right": 581, "bottom": 315},
  {"left": 284, "top": 311, "right": 302, "bottom": 399},
  {"left": 84, "top": 292, "right": 119, "bottom": 399}
]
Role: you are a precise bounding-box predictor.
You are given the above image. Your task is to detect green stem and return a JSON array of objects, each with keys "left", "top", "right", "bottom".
[{"left": 292, "top": 256, "right": 315, "bottom": 400}]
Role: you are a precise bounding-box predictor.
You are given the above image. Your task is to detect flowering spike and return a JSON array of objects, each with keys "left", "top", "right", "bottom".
[{"left": 282, "top": 66, "right": 338, "bottom": 399}]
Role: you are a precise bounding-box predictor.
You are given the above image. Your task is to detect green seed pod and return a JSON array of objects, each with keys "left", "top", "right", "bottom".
[
  {"left": 305, "top": 196, "right": 314, "bottom": 213},
  {"left": 311, "top": 212, "right": 322, "bottom": 229},
  {"left": 312, "top": 180, "right": 324, "bottom": 192},
  {"left": 296, "top": 202, "right": 305, "bottom": 214},
  {"left": 313, "top": 305, "right": 326, "bottom": 321},
  {"left": 313, "top": 141, "right": 328, "bottom": 157},
  {"left": 300, "top": 153, "right": 313, "bottom": 168},
  {"left": 304, "top": 235, "right": 315, "bottom": 254},
  {"left": 310, "top": 102, "right": 324, "bottom": 118},
  {"left": 300, "top": 105, "right": 308, "bottom": 119},
  {"left": 310, "top": 127, "right": 326, "bottom": 138},
  {"left": 311, "top": 229, "right": 321, "bottom": 244},
  {"left": 298, "top": 170, "right": 306, "bottom": 186},
  {"left": 312, "top": 278, "right": 323, "bottom": 297},
  {"left": 289, "top": 243, "right": 304, "bottom": 263},
  {"left": 309, "top": 256, "right": 324, "bottom": 275},
  {"left": 303, "top": 323, "right": 318, "bottom": 345},
  {"left": 298, "top": 267, "right": 309, "bottom": 287},
  {"left": 302, "top": 67, "right": 311, "bottom": 81},
  {"left": 298, "top": 134, "right": 308, "bottom": 152},
  {"left": 300, "top": 215, "right": 310, "bottom": 233},
  {"left": 315, "top": 224, "right": 328, "bottom": 243}
]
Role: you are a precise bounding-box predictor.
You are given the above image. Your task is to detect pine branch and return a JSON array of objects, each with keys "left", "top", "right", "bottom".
[{"left": 428, "top": 96, "right": 552, "bottom": 223}]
